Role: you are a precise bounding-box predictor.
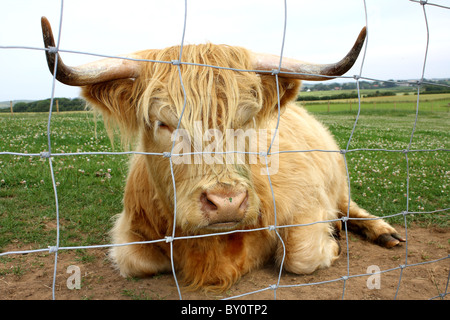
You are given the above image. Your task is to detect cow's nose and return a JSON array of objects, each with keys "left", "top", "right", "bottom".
[{"left": 200, "top": 190, "right": 248, "bottom": 226}]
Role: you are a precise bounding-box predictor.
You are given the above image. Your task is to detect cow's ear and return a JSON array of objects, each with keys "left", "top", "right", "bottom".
[
  {"left": 277, "top": 77, "right": 302, "bottom": 107},
  {"left": 258, "top": 76, "right": 301, "bottom": 121},
  {"left": 81, "top": 78, "right": 140, "bottom": 145},
  {"left": 80, "top": 50, "right": 160, "bottom": 145}
]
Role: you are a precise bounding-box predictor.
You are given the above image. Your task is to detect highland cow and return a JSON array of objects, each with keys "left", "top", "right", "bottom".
[{"left": 41, "top": 17, "right": 404, "bottom": 291}]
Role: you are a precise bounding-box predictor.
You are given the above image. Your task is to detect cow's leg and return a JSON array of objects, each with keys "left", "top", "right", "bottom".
[
  {"left": 109, "top": 241, "right": 171, "bottom": 278},
  {"left": 109, "top": 212, "right": 171, "bottom": 278},
  {"left": 280, "top": 217, "right": 340, "bottom": 275},
  {"left": 338, "top": 199, "right": 405, "bottom": 248}
]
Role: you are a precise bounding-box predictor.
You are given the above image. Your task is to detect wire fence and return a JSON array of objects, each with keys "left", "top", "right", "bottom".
[{"left": 0, "top": 0, "right": 449, "bottom": 300}]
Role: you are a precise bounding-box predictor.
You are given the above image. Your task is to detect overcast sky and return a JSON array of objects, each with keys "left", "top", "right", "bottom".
[{"left": 1, "top": 0, "right": 449, "bottom": 101}]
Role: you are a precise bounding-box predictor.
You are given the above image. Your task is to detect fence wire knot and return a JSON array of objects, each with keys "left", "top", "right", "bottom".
[
  {"left": 268, "top": 225, "right": 276, "bottom": 231},
  {"left": 162, "top": 152, "right": 171, "bottom": 158},
  {"left": 47, "top": 46, "right": 58, "bottom": 54},
  {"left": 171, "top": 60, "right": 181, "bottom": 66},
  {"left": 48, "top": 246, "right": 58, "bottom": 253},
  {"left": 259, "top": 151, "right": 268, "bottom": 158},
  {"left": 40, "top": 152, "right": 50, "bottom": 158},
  {"left": 165, "top": 236, "right": 174, "bottom": 243}
]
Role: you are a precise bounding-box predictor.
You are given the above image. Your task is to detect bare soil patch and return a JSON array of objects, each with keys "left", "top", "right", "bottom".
[{"left": 1, "top": 225, "right": 448, "bottom": 300}]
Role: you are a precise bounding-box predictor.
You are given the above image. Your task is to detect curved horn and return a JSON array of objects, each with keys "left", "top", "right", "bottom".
[
  {"left": 41, "top": 16, "right": 141, "bottom": 86},
  {"left": 252, "top": 27, "right": 367, "bottom": 81}
]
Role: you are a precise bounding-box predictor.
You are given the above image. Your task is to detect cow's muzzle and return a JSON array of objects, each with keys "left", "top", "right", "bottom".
[{"left": 200, "top": 189, "right": 248, "bottom": 230}]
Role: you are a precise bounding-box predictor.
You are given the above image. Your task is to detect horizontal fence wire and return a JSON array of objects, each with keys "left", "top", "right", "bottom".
[{"left": 0, "top": 0, "right": 449, "bottom": 301}]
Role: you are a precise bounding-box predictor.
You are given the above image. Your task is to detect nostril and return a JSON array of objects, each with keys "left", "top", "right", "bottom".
[
  {"left": 207, "top": 198, "right": 217, "bottom": 209},
  {"left": 200, "top": 189, "right": 249, "bottom": 226},
  {"left": 200, "top": 190, "right": 248, "bottom": 214},
  {"left": 239, "top": 193, "right": 249, "bottom": 210},
  {"left": 200, "top": 192, "right": 217, "bottom": 212}
]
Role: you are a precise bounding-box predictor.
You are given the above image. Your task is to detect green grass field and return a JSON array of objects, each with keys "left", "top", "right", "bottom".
[
  {"left": 0, "top": 95, "right": 448, "bottom": 252},
  {"left": 301, "top": 92, "right": 450, "bottom": 113},
  {"left": 0, "top": 113, "right": 129, "bottom": 250}
]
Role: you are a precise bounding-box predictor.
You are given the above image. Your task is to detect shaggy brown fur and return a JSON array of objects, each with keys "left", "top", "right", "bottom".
[{"left": 81, "top": 43, "right": 403, "bottom": 291}]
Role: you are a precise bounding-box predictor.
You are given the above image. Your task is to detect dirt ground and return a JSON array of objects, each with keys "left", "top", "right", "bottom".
[{"left": 0, "top": 225, "right": 448, "bottom": 300}]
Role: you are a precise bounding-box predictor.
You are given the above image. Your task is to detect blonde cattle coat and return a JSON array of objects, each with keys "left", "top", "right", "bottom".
[{"left": 79, "top": 44, "right": 402, "bottom": 292}]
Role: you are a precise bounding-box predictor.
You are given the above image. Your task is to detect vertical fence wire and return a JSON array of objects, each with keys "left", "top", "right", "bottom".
[
  {"left": 46, "top": 0, "right": 65, "bottom": 300},
  {"left": 168, "top": 0, "right": 189, "bottom": 300}
]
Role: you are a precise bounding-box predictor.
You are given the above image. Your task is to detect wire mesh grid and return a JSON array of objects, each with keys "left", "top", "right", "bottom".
[{"left": 0, "top": 0, "right": 449, "bottom": 300}]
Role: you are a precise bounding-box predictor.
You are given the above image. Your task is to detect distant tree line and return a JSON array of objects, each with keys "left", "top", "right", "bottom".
[
  {"left": 302, "top": 79, "right": 450, "bottom": 92},
  {"left": 422, "top": 84, "right": 450, "bottom": 94},
  {"left": 297, "top": 90, "right": 397, "bottom": 101},
  {"left": 298, "top": 79, "right": 450, "bottom": 101},
  {"left": 301, "top": 80, "right": 398, "bottom": 92},
  {"left": 3, "top": 98, "right": 86, "bottom": 113}
]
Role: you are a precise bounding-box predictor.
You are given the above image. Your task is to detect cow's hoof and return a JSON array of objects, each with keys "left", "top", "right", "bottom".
[{"left": 376, "top": 233, "right": 406, "bottom": 248}]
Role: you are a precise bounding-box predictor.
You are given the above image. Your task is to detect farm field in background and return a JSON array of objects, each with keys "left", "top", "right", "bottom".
[
  {"left": 0, "top": 112, "right": 129, "bottom": 250},
  {"left": 300, "top": 91, "right": 450, "bottom": 113},
  {"left": 0, "top": 95, "right": 448, "bottom": 252}
]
